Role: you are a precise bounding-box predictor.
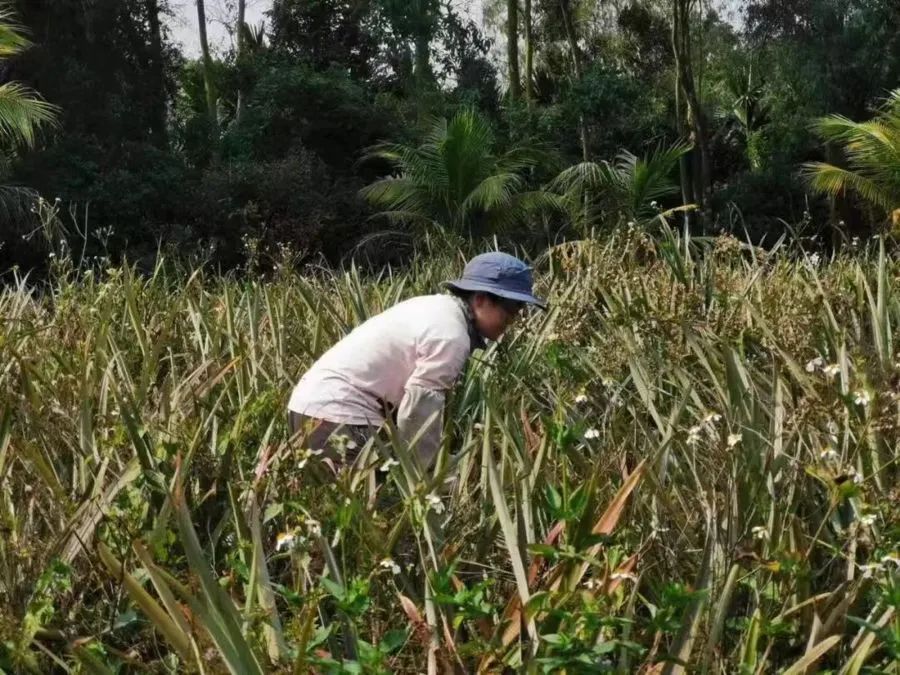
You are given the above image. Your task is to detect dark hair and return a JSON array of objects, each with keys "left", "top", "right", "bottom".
[
  {"left": 447, "top": 286, "right": 475, "bottom": 301},
  {"left": 447, "top": 287, "right": 522, "bottom": 311}
]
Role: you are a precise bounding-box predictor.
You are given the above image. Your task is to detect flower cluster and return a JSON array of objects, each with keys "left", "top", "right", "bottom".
[
  {"left": 425, "top": 492, "right": 444, "bottom": 514},
  {"left": 379, "top": 558, "right": 401, "bottom": 575},
  {"left": 686, "top": 411, "right": 722, "bottom": 447}
]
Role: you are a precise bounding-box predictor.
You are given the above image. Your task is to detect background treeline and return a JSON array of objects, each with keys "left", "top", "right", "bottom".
[{"left": 2, "top": 0, "right": 899, "bottom": 273}]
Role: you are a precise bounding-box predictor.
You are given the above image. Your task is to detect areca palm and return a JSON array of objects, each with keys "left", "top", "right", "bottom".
[
  {"left": 0, "top": 8, "right": 58, "bottom": 149},
  {"left": 546, "top": 142, "right": 692, "bottom": 233},
  {"left": 359, "top": 109, "right": 554, "bottom": 236},
  {"left": 717, "top": 59, "right": 770, "bottom": 171},
  {"left": 0, "top": 8, "right": 58, "bottom": 238},
  {"left": 803, "top": 89, "right": 900, "bottom": 226}
]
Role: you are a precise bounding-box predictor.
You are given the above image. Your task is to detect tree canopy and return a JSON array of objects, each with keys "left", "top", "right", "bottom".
[{"left": 2, "top": 0, "right": 900, "bottom": 272}]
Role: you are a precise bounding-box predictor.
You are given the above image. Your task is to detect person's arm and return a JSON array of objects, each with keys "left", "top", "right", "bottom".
[{"left": 397, "top": 332, "right": 468, "bottom": 471}]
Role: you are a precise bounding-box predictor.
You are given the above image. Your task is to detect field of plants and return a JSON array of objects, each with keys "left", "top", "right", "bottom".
[{"left": 1, "top": 229, "right": 898, "bottom": 673}]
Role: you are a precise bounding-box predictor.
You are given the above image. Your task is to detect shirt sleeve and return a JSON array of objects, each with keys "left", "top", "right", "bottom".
[
  {"left": 405, "top": 329, "right": 470, "bottom": 391},
  {"left": 397, "top": 385, "right": 445, "bottom": 470},
  {"left": 397, "top": 324, "right": 469, "bottom": 470}
]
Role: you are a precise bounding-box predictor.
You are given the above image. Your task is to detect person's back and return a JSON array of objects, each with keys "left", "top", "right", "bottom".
[{"left": 288, "top": 294, "right": 472, "bottom": 427}]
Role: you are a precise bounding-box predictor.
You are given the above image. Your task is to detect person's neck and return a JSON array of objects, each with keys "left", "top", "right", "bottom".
[{"left": 452, "top": 295, "right": 486, "bottom": 351}]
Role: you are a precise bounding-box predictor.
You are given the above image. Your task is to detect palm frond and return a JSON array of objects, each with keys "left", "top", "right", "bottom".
[
  {"left": 0, "top": 83, "right": 59, "bottom": 147},
  {"left": 498, "top": 144, "right": 552, "bottom": 175},
  {"left": 461, "top": 173, "right": 523, "bottom": 215},
  {"left": 813, "top": 116, "right": 894, "bottom": 150},
  {"left": 0, "top": 9, "right": 30, "bottom": 57},
  {"left": 802, "top": 161, "right": 896, "bottom": 211},
  {"left": 359, "top": 176, "right": 427, "bottom": 211},
  {"left": 512, "top": 190, "right": 568, "bottom": 215},
  {"left": 806, "top": 92, "right": 900, "bottom": 215},
  {"left": 365, "top": 210, "right": 436, "bottom": 228},
  {"left": 546, "top": 161, "right": 618, "bottom": 195},
  {"left": 360, "top": 108, "right": 541, "bottom": 234},
  {"left": 628, "top": 143, "right": 691, "bottom": 213}
]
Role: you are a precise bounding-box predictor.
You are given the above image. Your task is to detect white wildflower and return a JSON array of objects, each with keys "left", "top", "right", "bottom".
[
  {"left": 823, "top": 364, "right": 841, "bottom": 379},
  {"left": 276, "top": 531, "right": 298, "bottom": 551},
  {"left": 425, "top": 493, "right": 444, "bottom": 514},
  {"left": 853, "top": 390, "right": 870, "bottom": 407},
  {"left": 727, "top": 433, "right": 742, "bottom": 448},
  {"left": 584, "top": 577, "right": 599, "bottom": 590},
  {"left": 584, "top": 428, "right": 600, "bottom": 440},
  {"left": 702, "top": 411, "right": 722, "bottom": 425},
  {"left": 808, "top": 252, "right": 821, "bottom": 266},
  {"left": 751, "top": 526, "right": 769, "bottom": 541},
  {"left": 805, "top": 356, "right": 825, "bottom": 373},
  {"left": 575, "top": 392, "right": 589, "bottom": 405},
  {"left": 379, "top": 558, "right": 401, "bottom": 575},
  {"left": 686, "top": 425, "right": 703, "bottom": 446},
  {"left": 858, "top": 513, "right": 876, "bottom": 527},
  {"left": 305, "top": 518, "right": 321, "bottom": 537},
  {"left": 379, "top": 458, "right": 399, "bottom": 472},
  {"left": 819, "top": 448, "right": 839, "bottom": 463}
]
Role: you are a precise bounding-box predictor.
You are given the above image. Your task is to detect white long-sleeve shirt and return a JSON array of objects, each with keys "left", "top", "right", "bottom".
[{"left": 288, "top": 294, "right": 476, "bottom": 427}]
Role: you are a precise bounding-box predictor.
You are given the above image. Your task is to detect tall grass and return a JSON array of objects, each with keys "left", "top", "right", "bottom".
[{"left": 0, "top": 229, "right": 897, "bottom": 673}]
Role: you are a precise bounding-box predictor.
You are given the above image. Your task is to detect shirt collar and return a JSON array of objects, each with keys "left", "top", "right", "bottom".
[{"left": 451, "top": 295, "right": 486, "bottom": 352}]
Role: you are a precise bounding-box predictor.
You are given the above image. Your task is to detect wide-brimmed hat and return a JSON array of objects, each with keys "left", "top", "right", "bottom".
[{"left": 443, "top": 252, "right": 547, "bottom": 309}]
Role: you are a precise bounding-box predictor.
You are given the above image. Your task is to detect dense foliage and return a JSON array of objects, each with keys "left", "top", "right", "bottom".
[
  {"left": 1, "top": 1, "right": 899, "bottom": 671},
  {"left": 2, "top": 0, "right": 900, "bottom": 273},
  {"left": 1, "top": 233, "right": 898, "bottom": 671}
]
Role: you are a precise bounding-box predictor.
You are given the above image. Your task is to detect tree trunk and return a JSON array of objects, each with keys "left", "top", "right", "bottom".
[
  {"left": 524, "top": 0, "right": 533, "bottom": 104},
  {"left": 196, "top": 0, "right": 218, "bottom": 141},
  {"left": 671, "top": 0, "right": 709, "bottom": 228},
  {"left": 507, "top": 0, "right": 520, "bottom": 101},
  {"left": 414, "top": 31, "right": 432, "bottom": 118},
  {"left": 146, "top": 0, "right": 168, "bottom": 147},
  {"left": 234, "top": 0, "right": 246, "bottom": 125},
  {"left": 674, "top": 72, "right": 695, "bottom": 216},
  {"left": 559, "top": 0, "right": 588, "bottom": 160}
]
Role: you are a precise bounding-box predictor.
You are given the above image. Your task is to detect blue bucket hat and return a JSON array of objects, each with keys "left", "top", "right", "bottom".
[{"left": 444, "top": 252, "right": 547, "bottom": 309}]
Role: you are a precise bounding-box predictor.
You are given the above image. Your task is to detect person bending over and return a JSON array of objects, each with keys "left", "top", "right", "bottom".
[{"left": 287, "top": 252, "right": 546, "bottom": 471}]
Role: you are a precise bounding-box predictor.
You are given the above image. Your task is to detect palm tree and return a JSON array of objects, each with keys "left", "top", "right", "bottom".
[
  {"left": 0, "top": 8, "right": 58, "bottom": 149},
  {"left": 718, "top": 58, "right": 770, "bottom": 172},
  {"left": 546, "top": 142, "right": 692, "bottom": 233},
  {"left": 0, "top": 8, "right": 58, "bottom": 226},
  {"left": 359, "top": 109, "right": 554, "bottom": 236},
  {"left": 803, "top": 89, "right": 900, "bottom": 228}
]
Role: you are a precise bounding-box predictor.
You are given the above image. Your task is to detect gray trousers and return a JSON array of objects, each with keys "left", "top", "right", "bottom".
[{"left": 288, "top": 411, "right": 374, "bottom": 466}]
